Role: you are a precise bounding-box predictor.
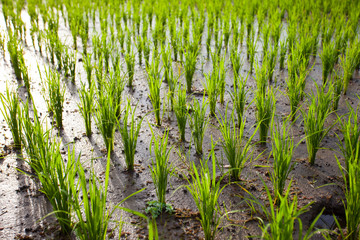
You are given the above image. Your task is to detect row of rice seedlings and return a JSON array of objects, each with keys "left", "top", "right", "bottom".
[
  {"left": 118, "top": 100, "right": 144, "bottom": 171},
  {"left": 182, "top": 138, "right": 228, "bottom": 240},
  {"left": 189, "top": 97, "right": 209, "bottom": 156},
  {"left": 146, "top": 58, "right": 162, "bottom": 126},
  {"left": 302, "top": 83, "right": 333, "bottom": 165},
  {"left": 147, "top": 128, "right": 174, "bottom": 217},
  {"left": 245, "top": 179, "right": 324, "bottom": 239},
  {"left": 0, "top": 87, "right": 22, "bottom": 149},
  {"left": 173, "top": 86, "right": 188, "bottom": 142},
  {"left": 83, "top": 52, "right": 93, "bottom": 86},
  {"left": 41, "top": 67, "right": 65, "bottom": 129},
  {"left": 217, "top": 108, "right": 258, "bottom": 180}
]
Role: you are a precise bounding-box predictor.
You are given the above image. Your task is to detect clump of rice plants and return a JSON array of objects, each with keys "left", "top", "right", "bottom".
[
  {"left": 83, "top": 52, "right": 93, "bottom": 86},
  {"left": 73, "top": 153, "right": 146, "bottom": 240},
  {"left": 286, "top": 58, "right": 310, "bottom": 120},
  {"left": 78, "top": 82, "right": 95, "bottom": 137},
  {"left": 125, "top": 48, "right": 136, "bottom": 88},
  {"left": 189, "top": 96, "right": 209, "bottom": 155},
  {"left": 0, "top": 87, "right": 22, "bottom": 149},
  {"left": 255, "top": 84, "right": 275, "bottom": 144},
  {"left": 7, "top": 31, "right": 25, "bottom": 80},
  {"left": 337, "top": 153, "right": 360, "bottom": 240},
  {"left": 217, "top": 107, "right": 257, "bottom": 180},
  {"left": 161, "top": 45, "right": 172, "bottom": 84},
  {"left": 246, "top": 180, "right": 324, "bottom": 239},
  {"left": 231, "top": 72, "right": 248, "bottom": 127},
  {"left": 320, "top": 41, "right": 338, "bottom": 83},
  {"left": 270, "top": 117, "right": 296, "bottom": 199},
  {"left": 301, "top": 83, "right": 333, "bottom": 165},
  {"left": 203, "top": 64, "right": 220, "bottom": 117},
  {"left": 146, "top": 129, "right": 174, "bottom": 217},
  {"left": 36, "top": 145, "right": 78, "bottom": 235},
  {"left": 332, "top": 72, "right": 343, "bottom": 111},
  {"left": 41, "top": 67, "right": 65, "bottom": 129},
  {"left": 117, "top": 100, "right": 144, "bottom": 171},
  {"left": 340, "top": 41, "right": 360, "bottom": 95},
  {"left": 336, "top": 102, "right": 360, "bottom": 172},
  {"left": 95, "top": 88, "right": 118, "bottom": 152},
  {"left": 174, "top": 86, "right": 188, "bottom": 142},
  {"left": 183, "top": 138, "right": 228, "bottom": 240},
  {"left": 183, "top": 45, "right": 198, "bottom": 93},
  {"left": 146, "top": 58, "right": 162, "bottom": 126},
  {"left": 279, "top": 39, "right": 287, "bottom": 70}
]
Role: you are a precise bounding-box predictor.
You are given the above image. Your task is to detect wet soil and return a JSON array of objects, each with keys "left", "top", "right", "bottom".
[{"left": 1, "top": 5, "right": 360, "bottom": 240}]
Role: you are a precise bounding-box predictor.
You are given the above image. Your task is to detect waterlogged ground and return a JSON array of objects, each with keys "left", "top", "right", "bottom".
[{"left": 1, "top": 4, "right": 360, "bottom": 240}]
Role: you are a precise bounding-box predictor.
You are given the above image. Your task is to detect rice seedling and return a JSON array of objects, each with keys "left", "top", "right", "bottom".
[
  {"left": 286, "top": 60, "right": 310, "bottom": 120},
  {"left": 231, "top": 72, "right": 248, "bottom": 128},
  {"left": 117, "top": 100, "right": 144, "bottom": 171},
  {"left": 247, "top": 34, "right": 257, "bottom": 74},
  {"left": 95, "top": 89, "right": 118, "bottom": 153},
  {"left": 125, "top": 48, "right": 135, "bottom": 88},
  {"left": 143, "top": 37, "right": 151, "bottom": 67},
  {"left": 336, "top": 102, "right": 360, "bottom": 172},
  {"left": 256, "top": 87, "right": 275, "bottom": 144},
  {"left": 217, "top": 107, "right": 258, "bottom": 180},
  {"left": 36, "top": 145, "right": 78, "bottom": 235},
  {"left": 41, "top": 67, "right": 65, "bottom": 129},
  {"left": 217, "top": 54, "right": 227, "bottom": 105},
  {"left": 230, "top": 44, "right": 243, "bottom": 76},
  {"left": 146, "top": 58, "right": 162, "bottom": 126},
  {"left": 83, "top": 52, "right": 93, "bottom": 86},
  {"left": 301, "top": 83, "right": 333, "bottom": 165},
  {"left": 203, "top": 68, "right": 220, "bottom": 117},
  {"left": 136, "top": 35, "right": 143, "bottom": 66},
  {"left": 149, "top": 128, "right": 174, "bottom": 206},
  {"left": 270, "top": 117, "right": 296, "bottom": 199},
  {"left": 279, "top": 39, "right": 287, "bottom": 70},
  {"left": 73, "top": 153, "right": 147, "bottom": 240},
  {"left": 340, "top": 41, "right": 360, "bottom": 95},
  {"left": 320, "top": 41, "right": 338, "bottom": 83},
  {"left": 183, "top": 138, "right": 228, "bottom": 240},
  {"left": 78, "top": 82, "right": 95, "bottom": 137},
  {"left": 332, "top": 72, "right": 343, "bottom": 111},
  {"left": 189, "top": 96, "right": 209, "bottom": 155},
  {"left": 183, "top": 45, "right": 198, "bottom": 93},
  {"left": 7, "top": 31, "right": 25, "bottom": 80},
  {"left": 265, "top": 45, "right": 277, "bottom": 82},
  {"left": 161, "top": 45, "right": 172, "bottom": 84},
  {"left": 101, "top": 36, "right": 112, "bottom": 73},
  {"left": 108, "top": 68, "right": 125, "bottom": 118},
  {"left": 0, "top": 87, "right": 22, "bottom": 149},
  {"left": 173, "top": 86, "right": 188, "bottom": 142},
  {"left": 337, "top": 154, "right": 360, "bottom": 240},
  {"left": 245, "top": 179, "right": 325, "bottom": 239}
]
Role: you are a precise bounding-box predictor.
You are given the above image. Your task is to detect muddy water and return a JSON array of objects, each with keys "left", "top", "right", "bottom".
[{"left": 1, "top": 5, "right": 360, "bottom": 240}]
